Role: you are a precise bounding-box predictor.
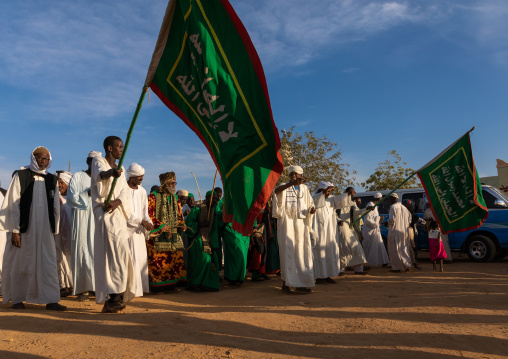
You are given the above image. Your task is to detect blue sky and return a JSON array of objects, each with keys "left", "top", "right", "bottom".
[{"left": 1, "top": 0, "right": 507, "bottom": 194}]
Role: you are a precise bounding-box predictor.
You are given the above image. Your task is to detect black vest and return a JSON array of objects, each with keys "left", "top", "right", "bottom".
[{"left": 18, "top": 169, "right": 57, "bottom": 233}]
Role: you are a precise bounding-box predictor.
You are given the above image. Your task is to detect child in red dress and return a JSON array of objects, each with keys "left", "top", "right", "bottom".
[{"left": 428, "top": 220, "right": 447, "bottom": 272}]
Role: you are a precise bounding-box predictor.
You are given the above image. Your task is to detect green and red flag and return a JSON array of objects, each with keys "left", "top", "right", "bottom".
[
  {"left": 144, "top": 0, "right": 283, "bottom": 235},
  {"left": 417, "top": 129, "right": 488, "bottom": 234}
]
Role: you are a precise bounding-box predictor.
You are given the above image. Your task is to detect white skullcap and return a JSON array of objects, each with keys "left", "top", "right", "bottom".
[
  {"left": 59, "top": 171, "right": 72, "bottom": 185},
  {"left": 288, "top": 165, "right": 303, "bottom": 175},
  {"left": 127, "top": 163, "right": 145, "bottom": 178},
  {"left": 374, "top": 192, "right": 382, "bottom": 199},
  {"left": 88, "top": 151, "right": 102, "bottom": 158},
  {"left": 326, "top": 182, "right": 335, "bottom": 188},
  {"left": 317, "top": 181, "right": 328, "bottom": 190},
  {"left": 389, "top": 192, "right": 399, "bottom": 199},
  {"left": 177, "top": 189, "right": 189, "bottom": 196}
]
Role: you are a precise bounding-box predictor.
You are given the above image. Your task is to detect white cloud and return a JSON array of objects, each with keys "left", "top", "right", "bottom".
[
  {"left": 0, "top": 1, "right": 163, "bottom": 123},
  {"left": 233, "top": 0, "right": 447, "bottom": 71}
]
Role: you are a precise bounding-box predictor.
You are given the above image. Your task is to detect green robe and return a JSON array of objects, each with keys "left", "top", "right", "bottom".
[
  {"left": 220, "top": 223, "right": 250, "bottom": 283},
  {"left": 184, "top": 205, "right": 222, "bottom": 291}
]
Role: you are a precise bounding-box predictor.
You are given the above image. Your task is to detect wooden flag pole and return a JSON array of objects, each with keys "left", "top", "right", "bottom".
[
  {"left": 352, "top": 126, "right": 477, "bottom": 227},
  {"left": 351, "top": 171, "right": 417, "bottom": 228},
  {"left": 105, "top": 86, "right": 148, "bottom": 207},
  {"left": 207, "top": 169, "right": 218, "bottom": 221},
  {"left": 191, "top": 172, "right": 203, "bottom": 203}
]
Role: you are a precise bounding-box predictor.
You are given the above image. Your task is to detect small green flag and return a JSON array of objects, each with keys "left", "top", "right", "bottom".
[
  {"left": 144, "top": 0, "right": 283, "bottom": 235},
  {"left": 417, "top": 130, "right": 488, "bottom": 234}
]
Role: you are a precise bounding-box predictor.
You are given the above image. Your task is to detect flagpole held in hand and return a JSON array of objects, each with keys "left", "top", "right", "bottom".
[{"left": 104, "top": 86, "right": 148, "bottom": 208}]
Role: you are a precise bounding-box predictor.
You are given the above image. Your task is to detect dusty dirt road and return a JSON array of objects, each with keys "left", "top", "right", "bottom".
[{"left": 1, "top": 254, "right": 507, "bottom": 359}]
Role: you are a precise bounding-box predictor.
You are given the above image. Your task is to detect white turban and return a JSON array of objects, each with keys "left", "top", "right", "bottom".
[
  {"left": 317, "top": 181, "right": 328, "bottom": 190},
  {"left": 389, "top": 192, "right": 399, "bottom": 199},
  {"left": 374, "top": 192, "right": 382, "bottom": 199},
  {"left": 287, "top": 165, "right": 303, "bottom": 175},
  {"left": 177, "top": 189, "right": 189, "bottom": 196},
  {"left": 326, "top": 182, "right": 334, "bottom": 188},
  {"left": 127, "top": 163, "right": 145, "bottom": 178},
  {"left": 88, "top": 151, "right": 102, "bottom": 158},
  {"left": 59, "top": 171, "right": 72, "bottom": 185},
  {"left": 30, "top": 146, "right": 52, "bottom": 175}
]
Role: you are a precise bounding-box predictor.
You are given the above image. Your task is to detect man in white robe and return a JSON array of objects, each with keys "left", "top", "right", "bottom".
[
  {"left": 336, "top": 187, "right": 368, "bottom": 275},
  {"left": 68, "top": 152, "right": 99, "bottom": 301},
  {"left": 92, "top": 136, "right": 135, "bottom": 313},
  {"left": 362, "top": 192, "right": 390, "bottom": 266},
  {"left": 312, "top": 182, "right": 339, "bottom": 283},
  {"left": 272, "top": 165, "right": 316, "bottom": 294},
  {"left": 387, "top": 193, "right": 413, "bottom": 272},
  {"left": 56, "top": 171, "right": 73, "bottom": 296},
  {"left": 126, "top": 163, "right": 153, "bottom": 296},
  {"left": 0, "top": 181, "right": 6, "bottom": 292},
  {"left": 0, "top": 147, "right": 66, "bottom": 310}
]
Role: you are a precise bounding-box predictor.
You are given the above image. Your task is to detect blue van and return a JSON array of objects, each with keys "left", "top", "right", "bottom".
[{"left": 355, "top": 185, "right": 508, "bottom": 262}]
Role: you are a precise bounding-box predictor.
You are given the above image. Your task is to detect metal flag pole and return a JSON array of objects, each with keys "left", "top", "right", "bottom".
[
  {"left": 104, "top": 86, "right": 148, "bottom": 207},
  {"left": 351, "top": 171, "right": 417, "bottom": 227}
]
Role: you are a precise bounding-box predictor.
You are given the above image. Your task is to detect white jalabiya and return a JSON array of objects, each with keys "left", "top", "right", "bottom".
[
  {"left": 361, "top": 202, "right": 389, "bottom": 266},
  {"left": 127, "top": 185, "right": 151, "bottom": 296},
  {"left": 0, "top": 173, "right": 61, "bottom": 304},
  {"left": 91, "top": 157, "right": 135, "bottom": 304},
  {"left": 55, "top": 195, "right": 73, "bottom": 289},
  {"left": 311, "top": 192, "right": 339, "bottom": 278},
  {"left": 336, "top": 194, "right": 367, "bottom": 271},
  {"left": 0, "top": 192, "right": 6, "bottom": 292},
  {"left": 272, "top": 183, "right": 315, "bottom": 288},
  {"left": 387, "top": 202, "right": 412, "bottom": 271},
  {"left": 67, "top": 171, "right": 95, "bottom": 295}
]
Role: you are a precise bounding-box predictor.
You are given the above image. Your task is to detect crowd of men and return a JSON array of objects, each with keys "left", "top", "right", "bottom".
[{"left": 0, "top": 137, "right": 428, "bottom": 313}]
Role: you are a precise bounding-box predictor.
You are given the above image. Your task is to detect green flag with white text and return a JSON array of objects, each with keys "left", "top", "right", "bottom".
[
  {"left": 417, "top": 131, "right": 488, "bottom": 234},
  {"left": 144, "top": 0, "right": 283, "bottom": 235}
]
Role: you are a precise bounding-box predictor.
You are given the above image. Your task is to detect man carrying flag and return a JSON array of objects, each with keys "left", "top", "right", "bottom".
[{"left": 142, "top": 0, "right": 283, "bottom": 236}]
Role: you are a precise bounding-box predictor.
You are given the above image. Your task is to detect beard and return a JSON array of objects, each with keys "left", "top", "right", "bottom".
[{"left": 168, "top": 187, "right": 176, "bottom": 195}]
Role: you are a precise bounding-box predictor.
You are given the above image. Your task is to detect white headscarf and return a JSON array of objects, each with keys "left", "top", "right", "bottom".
[
  {"left": 59, "top": 171, "right": 72, "bottom": 185},
  {"left": 287, "top": 165, "right": 303, "bottom": 175},
  {"left": 127, "top": 163, "right": 145, "bottom": 179},
  {"left": 88, "top": 151, "right": 102, "bottom": 158},
  {"left": 29, "top": 146, "right": 52, "bottom": 175},
  {"left": 315, "top": 181, "right": 328, "bottom": 193}
]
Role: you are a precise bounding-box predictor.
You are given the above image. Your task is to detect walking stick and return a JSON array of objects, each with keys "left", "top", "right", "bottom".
[{"left": 207, "top": 169, "right": 218, "bottom": 221}]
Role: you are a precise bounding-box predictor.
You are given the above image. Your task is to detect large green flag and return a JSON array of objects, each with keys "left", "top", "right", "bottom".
[
  {"left": 144, "top": 0, "right": 283, "bottom": 235},
  {"left": 417, "top": 130, "right": 488, "bottom": 234}
]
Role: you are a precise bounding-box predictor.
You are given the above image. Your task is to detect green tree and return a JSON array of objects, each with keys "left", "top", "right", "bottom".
[
  {"left": 279, "top": 127, "right": 355, "bottom": 191},
  {"left": 361, "top": 150, "right": 420, "bottom": 191}
]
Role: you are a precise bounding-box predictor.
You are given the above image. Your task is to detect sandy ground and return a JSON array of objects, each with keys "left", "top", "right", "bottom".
[{"left": 1, "top": 253, "right": 508, "bottom": 359}]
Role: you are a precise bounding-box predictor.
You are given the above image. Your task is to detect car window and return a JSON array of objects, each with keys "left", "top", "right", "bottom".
[
  {"left": 482, "top": 189, "right": 499, "bottom": 209},
  {"left": 355, "top": 196, "right": 373, "bottom": 210},
  {"left": 401, "top": 192, "right": 425, "bottom": 213}
]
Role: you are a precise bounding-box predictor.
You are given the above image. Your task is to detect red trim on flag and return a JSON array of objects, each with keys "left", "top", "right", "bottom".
[
  {"left": 467, "top": 134, "right": 489, "bottom": 214},
  {"left": 220, "top": 0, "right": 280, "bottom": 149},
  {"left": 227, "top": 151, "right": 283, "bottom": 236},
  {"left": 151, "top": 82, "right": 282, "bottom": 236},
  {"left": 417, "top": 171, "right": 488, "bottom": 235}
]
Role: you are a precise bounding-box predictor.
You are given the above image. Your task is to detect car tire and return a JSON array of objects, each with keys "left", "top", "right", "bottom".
[{"left": 466, "top": 235, "right": 497, "bottom": 262}]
